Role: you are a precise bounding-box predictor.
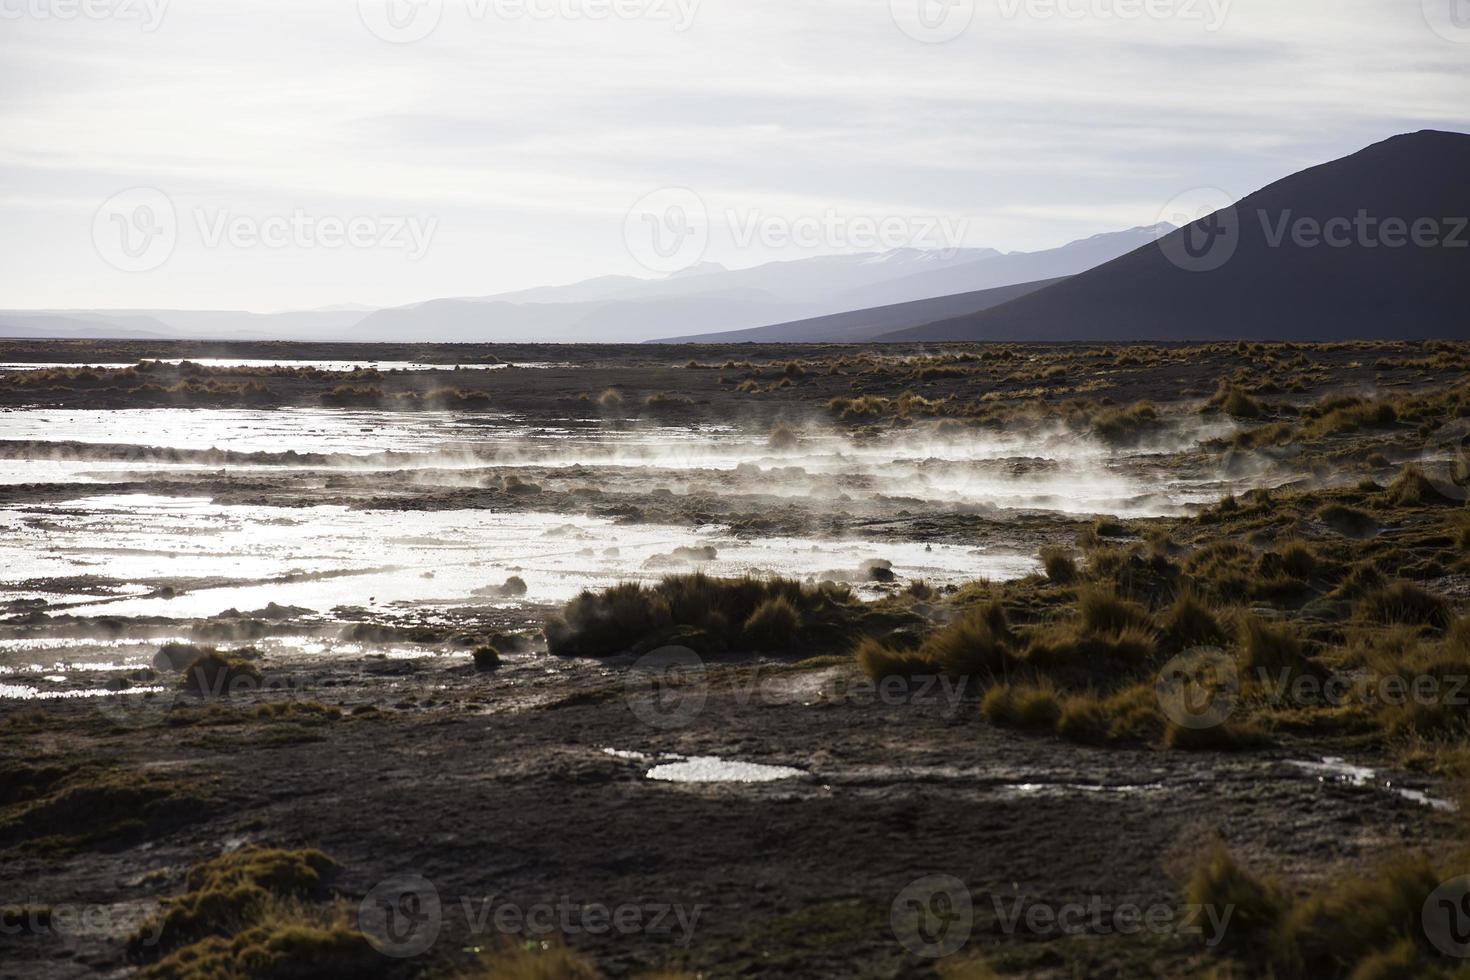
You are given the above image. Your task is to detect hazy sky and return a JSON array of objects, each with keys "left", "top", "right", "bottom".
[{"left": 2, "top": 0, "right": 1466, "bottom": 311}]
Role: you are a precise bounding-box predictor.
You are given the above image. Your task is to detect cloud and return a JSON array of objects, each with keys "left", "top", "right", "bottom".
[{"left": 0, "top": 0, "right": 1465, "bottom": 310}]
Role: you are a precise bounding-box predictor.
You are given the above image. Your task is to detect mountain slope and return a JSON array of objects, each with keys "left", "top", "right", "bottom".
[
  {"left": 883, "top": 131, "right": 1470, "bottom": 342},
  {"left": 652, "top": 277, "right": 1065, "bottom": 344},
  {"left": 830, "top": 224, "right": 1171, "bottom": 311}
]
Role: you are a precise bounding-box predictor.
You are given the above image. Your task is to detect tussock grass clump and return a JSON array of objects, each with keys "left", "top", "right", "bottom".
[
  {"left": 485, "top": 575, "right": 528, "bottom": 598},
  {"left": 1175, "top": 839, "right": 1470, "bottom": 978},
  {"left": 470, "top": 945, "right": 602, "bottom": 979},
  {"left": 1163, "top": 718, "right": 1269, "bottom": 751},
  {"left": 1176, "top": 840, "right": 1285, "bottom": 952},
  {"left": 545, "top": 582, "right": 672, "bottom": 657},
  {"left": 856, "top": 602, "right": 1013, "bottom": 680},
  {"left": 917, "top": 604, "right": 1014, "bottom": 677},
  {"left": 1162, "top": 590, "right": 1227, "bottom": 647},
  {"left": 1184, "top": 539, "right": 1255, "bottom": 599},
  {"left": 1302, "top": 396, "right": 1399, "bottom": 437},
  {"left": 597, "top": 388, "right": 624, "bottom": 410},
  {"left": 1279, "top": 854, "right": 1443, "bottom": 979},
  {"left": 140, "top": 916, "right": 378, "bottom": 980},
  {"left": 1077, "top": 586, "right": 1154, "bottom": 635},
  {"left": 1331, "top": 561, "right": 1387, "bottom": 600},
  {"left": 154, "top": 642, "right": 209, "bottom": 671},
  {"left": 768, "top": 422, "right": 800, "bottom": 450},
  {"left": 472, "top": 645, "right": 502, "bottom": 671},
  {"left": 467, "top": 941, "right": 687, "bottom": 980},
  {"left": 130, "top": 847, "right": 338, "bottom": 959},
  {"left": 1355, "top": 581, "right": 1452, "bottom": 631},
  {"left": 741, "top": 596, "right": 801, "bottom": 651},
  {"left": 1054, "top": 684, "right": 1163, "bottom": 745},
  {"left": 1090, "top": 400, "right": 1161, "bottom": 445},
  {"left": 1039, "top": 546, "right": 1078, "bottom": 584},
  {"left": 1317, "top": 503, "right": 1379, "bottom": 537},
  {"left": 322, "top": 383, "right": 382, "bottom": 406},
  {"left": 178, "top": 652, "right": 263, "bottom": 697},
  {"left": 0, "top": 768, "right": 206, "bottom": 853},
  {"left": 128, "top": 848, "right": 382, "bottom": 979},
  {"left": 826, "top": 395, "right": 890, "bottom": 420},
  {"left": 1023, "top": 624, "right": 1157, "bottom": 672},
  {"left": 1215, "top": 384, "right": 1264, "bottom": 420},
  {"left": 1272, "top": 539, "right": 1321, "bottom": 580},
  {"left": 1237, "top": 614, "right": 1317, "bottom": 680},
  {"left": 1385, "top": 465, "right": 1457, "bottom": 507},
  {"left": 984, "top": 682, "right": 1168, "bottom": 746},
  {"left": 546, "top": 574, "right": 855, "bottom": 658},
  {"left": 980, "top": 680, "right": 1063, "bottom": 732},
  {"left": 854, "top": 638, "right": 934, "bottom": 681}
]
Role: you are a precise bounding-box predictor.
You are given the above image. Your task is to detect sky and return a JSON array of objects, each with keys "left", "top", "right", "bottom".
[{"left": 1, "top": 0, "right": 1466, "bottom": 312}]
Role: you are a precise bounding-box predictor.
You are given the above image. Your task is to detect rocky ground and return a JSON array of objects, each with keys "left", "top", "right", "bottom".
[{"left": 2, "top": 339, "right": 1469, "bottom": 979}]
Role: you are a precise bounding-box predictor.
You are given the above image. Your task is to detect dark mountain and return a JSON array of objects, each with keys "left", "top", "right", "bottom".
[
  {"left": 830, "top": 224, "right": 1170, "bottom": 311},
  {"left": 882, "top": 131, "right": 1470, "bottom": 342},
  {"left": 653, "top": 277, "right": 1064, "bottom": 344}
]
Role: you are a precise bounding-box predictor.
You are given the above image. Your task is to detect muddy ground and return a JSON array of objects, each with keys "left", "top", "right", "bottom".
[{"left": 2, "top": 339, "right": 1469, "bottom": 979}]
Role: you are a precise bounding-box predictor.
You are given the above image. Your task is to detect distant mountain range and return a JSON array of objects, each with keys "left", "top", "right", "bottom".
[
  {"left": 6, "top": 131, "right": 1463, "bottom": 345},
  {"left": 881, "top": 130, "right": 1470, "bottom": 342},
  {"left": 654, "top": 278, "right": 1065, "bottom": 344},
  {"left": 0, "top": 225, "right": 1168, "bottom": 344}
]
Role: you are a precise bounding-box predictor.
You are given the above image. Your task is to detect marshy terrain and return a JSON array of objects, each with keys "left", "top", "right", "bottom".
[{"left": 3, "top": 339, "right": 1470, "bottom": 979}]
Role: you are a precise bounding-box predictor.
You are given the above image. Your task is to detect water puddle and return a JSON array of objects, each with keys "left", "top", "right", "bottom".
[
  {"left": 602, "top": 748, "right": 805, "bottom": 783},
  {"left": 0, "top": 359, "right": 561, "bottom": 373},
  {"left": 999, "top": 781, "right": 1166, "bottom": 798},
  {"left": 0, "top": 497, "right": 1037, "bottom": 622},
  {"left": 1288, "top": 757, "right": 1455, "bottom": 811},
  {"left": 0, "top": 408, "right": 1251, "bottom": 515},
  {"left": 645, "top": 757, "right": 806, "bottom": 784}
]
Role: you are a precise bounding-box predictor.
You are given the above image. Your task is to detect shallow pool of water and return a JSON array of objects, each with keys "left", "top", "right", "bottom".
[
  {"left": 0, "top": 496, "right": 1038, "bottom": 619},
  {"left": 645, "top": 756, "right": 806, "bottom": 783}
]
